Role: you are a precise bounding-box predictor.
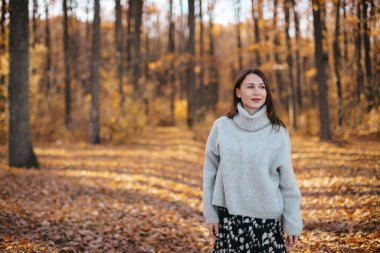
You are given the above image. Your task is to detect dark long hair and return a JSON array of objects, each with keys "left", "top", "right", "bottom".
[{"left": 226, "top": 68, "right": 286, "bottom": 132}]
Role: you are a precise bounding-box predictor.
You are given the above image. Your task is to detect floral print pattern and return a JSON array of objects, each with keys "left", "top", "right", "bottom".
[{"left": 213, "top": 206, "right": 287, "bottom": 253}]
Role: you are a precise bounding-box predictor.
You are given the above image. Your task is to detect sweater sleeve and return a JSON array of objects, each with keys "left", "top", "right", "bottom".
[
  {"left": 278, "top": 130, "right": 303, "bottom": 236},
  {"left": 202, "top": 120, "right": 221, "bottom": 224}
]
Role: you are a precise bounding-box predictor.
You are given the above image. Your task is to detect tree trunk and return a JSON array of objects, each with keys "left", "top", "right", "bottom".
[
  {"left": 128, "top": 0, "right": 143, "bottom": 96},
  {"left": 291, "top": 0, "right": 302, "bottom": 109},
  {"left": 369, "top": 0, "right": 379, "bottom": 107},
  {"left": 115, "top": 0, "right": 124, "bottom": 109},
  {"left": 320, "top": 0, "right": 329, "bottom": 69},
  {"left": 134, "top": 0, "right": 144, "bottom": 97},
  {"left": 126, "top": 0, "right": 133, "bottom": 72},
  {"left": 362, "top": 0, "right": 374, "bottom": 111},
  {"left": 83, "top": 0, "right": 91, "bottom": 95},
  {"left": 168, "top": 0, "right": 175, "bottom": 124},
  {"left": 0, "top": 0, "right": 7, "bottom": 144},
  {"left": 355, "top": 1, "right": 364, "bottom": 103},
  {"left": 198, "top": 0, "right": 205, "bottom": 118},
  {"left": 343, "top": 0, "right": 348, "bottom": 62},
  {"left": 273, "top": 0, "right": 285, "bottom": 106},
  {"left": 312, "top": 0, "right": 332, "bottom": 140},
  {"left": 8, "top": 0, "right": 39, "bottom": 167},
  {"left": 32, "top": 0, "right": 38, "bottom": 46},
  {"left": 234, "top": 0, "right": 243, "bottom": 70},
  {"left": 44, "top": 0, "right": 52, "bottom": 97},
  {"left": 63, "top": 0, "right": 71, "bottom": 127},
  {"left": 90, "top": 0, "right": 101, "bottom": 144},
  {"left": 69, "top": 1, "right": 80, "bottom": 86},
  {"left": 179, "top": 0, "right": 186, "bottom": 100},
  {"left": 333, "top": 0, "right": 343, "bottom": 127},
  {"left": 251, "top": 0, "right": 261, "bottom": 66},
  {"left": 143, "top": 10, "right": 151, "bottom": 116},
  {"left": 187, "top": 0, "right": 196, "bottom": 127},
  {"left": 284, "top": 0, "right": 296, "bottom": 131},
  {"left": 208, "top": 0, "right": 219, "bottom": 112}
]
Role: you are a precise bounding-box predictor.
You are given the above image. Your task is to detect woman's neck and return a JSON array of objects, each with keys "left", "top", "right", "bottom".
[{"left": 233, "top": 102, "right": 271, "bottom": 132}]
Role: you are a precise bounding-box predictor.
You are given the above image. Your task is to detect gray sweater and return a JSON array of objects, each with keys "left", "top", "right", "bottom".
[{"left": 202, "top": 102, "right": 303, "bottom": 236}]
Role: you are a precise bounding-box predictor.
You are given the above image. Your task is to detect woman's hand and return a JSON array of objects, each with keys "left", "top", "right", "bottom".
[
  {"left": 284, "top": 235, "right": 299, "bottom": 247},
  {"left": 207, "top": 223, "right": 219, "bottom": 240}
]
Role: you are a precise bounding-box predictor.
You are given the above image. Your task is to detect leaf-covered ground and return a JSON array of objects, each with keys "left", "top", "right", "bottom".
[{"left": 0, "top": 127, "right": 379, "bottom": 252}]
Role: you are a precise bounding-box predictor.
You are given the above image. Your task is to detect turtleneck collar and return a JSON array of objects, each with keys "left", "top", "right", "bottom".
[{"left": 233, "top": 102, "right": 271, "bottom": 131}]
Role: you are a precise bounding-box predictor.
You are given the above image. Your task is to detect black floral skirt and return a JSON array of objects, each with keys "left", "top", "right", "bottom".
[{"left": 213, "top": 206, "right": 287, "bottom": 253}]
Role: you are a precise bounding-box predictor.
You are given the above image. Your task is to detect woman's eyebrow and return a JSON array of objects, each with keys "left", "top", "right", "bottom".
[{"left": 246, "top": 82, "right": 265, "bottom": 85}]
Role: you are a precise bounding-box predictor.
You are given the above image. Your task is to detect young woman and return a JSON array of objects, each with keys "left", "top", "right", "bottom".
[{"left": 202, "top": 68, "right": 303, "bottom": 252}]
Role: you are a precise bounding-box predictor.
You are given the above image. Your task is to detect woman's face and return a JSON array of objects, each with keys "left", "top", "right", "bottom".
[{"left": 236, "top": 73, "right": 267, "bottom": 115}]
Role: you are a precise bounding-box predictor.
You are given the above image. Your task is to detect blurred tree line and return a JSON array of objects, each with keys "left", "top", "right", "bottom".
[{"left": 0, "top": 0, "right": 378, "bottom": 167}]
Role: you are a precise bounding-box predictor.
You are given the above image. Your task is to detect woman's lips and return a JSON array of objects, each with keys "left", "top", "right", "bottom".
[{"left": 251, "top": 99, "right": 261, "bottom": 102}]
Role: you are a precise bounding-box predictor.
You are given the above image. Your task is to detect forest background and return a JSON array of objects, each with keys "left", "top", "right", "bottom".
[
  {"left": 0, "top": 0, "right": 379, "bottom": 151},
  {"left": 0, "top": 0, "right": 379, "bottom": 252}
]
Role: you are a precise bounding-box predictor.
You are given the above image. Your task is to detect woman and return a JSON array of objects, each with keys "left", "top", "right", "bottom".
[{"left": 202, "top": 68, "right": 303, "bottom": 252}]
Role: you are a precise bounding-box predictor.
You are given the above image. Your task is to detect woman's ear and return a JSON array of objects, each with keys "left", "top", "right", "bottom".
[{"left": 236, "top": 88, "right": 240, "bottom": 98}]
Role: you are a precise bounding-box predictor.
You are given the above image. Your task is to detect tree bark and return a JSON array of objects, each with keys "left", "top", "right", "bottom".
[
  {"left": 198, "top": 0, "right": 205, "bottom": 118},
  {"left": 115, "top": 0, "right": 124, "bottom": 109},
  {"left": 369, "top": 0, "right": 379, "bottom": 107},
  {"left": 234, "top": 0, "right": 243, "bottom": 70},
  {"left": 355, "top": 1, "right": 364, "bottom": 103},
  {"left": 208, "top": 0, "right": 219, "bottom": 112},
  {"left": 362, "top": 0, "right": 374, "bottom": 111},
  {"left": 8, "top": 0, "right": 39, "bottom": 167},
  {"left": 284, "top": 0, "right": 296, "bottom": 131},
  {"left": 63, "top": 0, "right": 71, "bottom": 127},
  {"left": 179, "top": 0, "right": 186, "bottom": 100},
  {"left": 333, "top": 0, "right": 343, "bottom": 127},
  {"left": 0, "top": 0, "right": 6, "bottom": 144},
  {"left": 187, "top": 0, "right": 196, "bottom": 127},
  {"left": 251, "top": 0, "right": 261, "bottom": 66},
  {"left": 320, "top": 0, "right": 329, "bottom": 69},
  {"left": 90, "top": 0, "right": 101, "bottom": 144},
  {"left": 343, "top": 0, "right": 348, "bottom": 62},
  {"left": 44, "top": 0, "right": 52, "bottom": 97},
  {"left": 143, "top": 9, "right": 151, "bottom": 116},
  {"left": 291, "top": 0, "right": 302, "bottom": 109},
  {"left": 126, "top": 0, "right": 133, "bottom": 70},
  {"left": 83, "top": 0, "right": 91, "bottom": 95},
  {"left": 127, "top": 0, "right": 143, "bottom": 96},
  {"left": 168, "top": 0, "right": 175, "bottom": 124},
  {"left": 273, "top": 0, "right": 285, "bottom": 106},
  {"left": 69, "top": 1, "right": 80, "bottom": 86},
  {"left": 312, "top": 0, "right": 332, "bottom": 140},
  {"left": 32, "top": 0, "right": 38, "bottom": 46}
]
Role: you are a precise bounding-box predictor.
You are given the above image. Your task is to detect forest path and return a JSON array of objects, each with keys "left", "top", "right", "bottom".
[{"left": 0, "top": 127, "right": 379, "bottom": 252}]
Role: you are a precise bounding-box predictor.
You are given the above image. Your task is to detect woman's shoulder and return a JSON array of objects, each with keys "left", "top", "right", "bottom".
[
  {"left": 206, "top": 116, "right": 232, "bottom": 134},
  {"left": 270, "top": 124, "right": 289, "bottom": 138},
  {"left": 276, "top": 125, "right": 291, "bottom": 143},
  {"left": 277, "top": 125, "right": 289, "bottom": 134},
  {"left": 213, "top": 115, "right": 232, "bottom": 127}
]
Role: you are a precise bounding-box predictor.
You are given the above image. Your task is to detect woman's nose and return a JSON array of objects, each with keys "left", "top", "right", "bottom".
[{"left": 253, "top": 88, "right": 261, "bottom": 93}]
